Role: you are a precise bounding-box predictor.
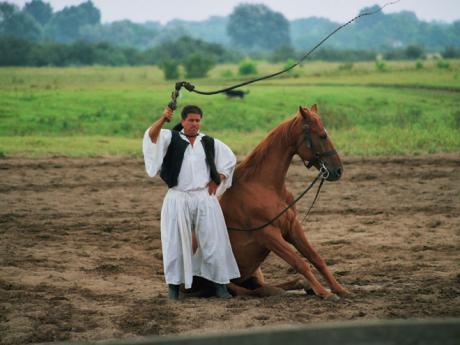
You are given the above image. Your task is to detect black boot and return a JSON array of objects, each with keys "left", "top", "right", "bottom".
[
  {"left": 215, "top": 283, "right": 232, "bottom": 299},
  {"left": 168, "top": 284, "right": 179, "bottom": 300}
]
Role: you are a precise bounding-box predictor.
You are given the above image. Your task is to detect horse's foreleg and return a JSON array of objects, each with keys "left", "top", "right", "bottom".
[
  {"left": 258, "top": 226, "right": 337, "bottom": 300},
  {"left": 288, "top": 221, "right": 349, "bottom": 296}
]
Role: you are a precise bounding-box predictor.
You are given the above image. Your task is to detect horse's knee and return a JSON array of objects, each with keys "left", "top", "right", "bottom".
[{"left": 311, "top": 255, "right": 327, "bottom": 270}]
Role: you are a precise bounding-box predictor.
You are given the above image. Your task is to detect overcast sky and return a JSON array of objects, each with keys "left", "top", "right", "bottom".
[{"left": 10, "top": 0, "right": 460, "bottom": 24}]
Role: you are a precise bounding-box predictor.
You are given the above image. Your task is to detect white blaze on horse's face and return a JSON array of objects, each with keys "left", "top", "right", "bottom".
[{"left": 297, "top": 105, "right": 343, "bottom": 181}]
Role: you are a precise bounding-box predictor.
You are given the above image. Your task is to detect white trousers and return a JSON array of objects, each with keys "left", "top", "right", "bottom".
[{"left": 160, "top": 188, "right": 240, "bottom": 289}]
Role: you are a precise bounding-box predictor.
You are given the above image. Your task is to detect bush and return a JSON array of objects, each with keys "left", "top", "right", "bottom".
[
  {"left": 220, "top": 69, "right": 234, "bottom": 78},
  {"left": 375, "top": 59, "right": 387, "bottom": 72},
  {"left": 238, "top": 58, "right": 257, "bottom": 75},
  {"left": 183, "top": 53, "right": 215, "bottom": 78},
  {"left": 436, "top": 60, "right": 450, "bottom": 69},
  {"left": 159, "top": 60, "right": 180, "bottom": 80},
  {"left": 415, "top": 60, "right": 424, "bottom": 70}
]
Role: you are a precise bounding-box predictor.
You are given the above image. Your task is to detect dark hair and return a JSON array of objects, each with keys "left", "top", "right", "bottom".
[
  {"left": 173, "top": 105, "right": 203, "bottom": 131},
  {"left": 181, "top": 105, "right": 203, "bottom": 119}
]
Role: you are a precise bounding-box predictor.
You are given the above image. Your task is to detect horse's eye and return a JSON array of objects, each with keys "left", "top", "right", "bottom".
[{"left": 319, "top": 133, "right": 328, "bottom": 140}]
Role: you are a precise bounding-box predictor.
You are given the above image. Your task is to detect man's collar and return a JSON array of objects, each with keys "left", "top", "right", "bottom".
[{"left": 180, "top": 129, "right": 202, "bottom": 138}]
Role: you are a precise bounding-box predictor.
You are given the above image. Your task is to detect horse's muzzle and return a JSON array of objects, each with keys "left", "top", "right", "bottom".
[
  {"left": 321, "top": 163, "right": 342, "bottom": 181},
  {"left": 326, "top": 167, "right": 343, "bottom": 181}
]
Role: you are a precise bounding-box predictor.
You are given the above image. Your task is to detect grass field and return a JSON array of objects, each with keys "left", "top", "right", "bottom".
[{"left": 0, "top": 60, "right": 459, "bottom": 156}]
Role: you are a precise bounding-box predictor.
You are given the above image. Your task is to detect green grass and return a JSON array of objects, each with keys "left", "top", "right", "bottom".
[{"left": 0, "top": 60, "right": 459, "bottom": 157}]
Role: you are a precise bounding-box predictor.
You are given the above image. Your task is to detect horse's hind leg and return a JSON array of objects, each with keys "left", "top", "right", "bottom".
[
  {"left": 257, "top": 226, "right": 337, "bottom": 299},
  {"left": 274, "top": 278, "right": 314, "bottom": 294},
  {"left": 227, "top": 282, "right": 258, "bottom": 297},
  {"left": 288, "top": 221, "right": 349, "bottom": 296},
  {"left": 250, "top": 266, "right": 312, "bottom": 293},
  {"left": 250, "top": 268, "right": 288, "bottom": 297},
  {"left": 228, "top": 269, "right": 286, "bottom": 297}
]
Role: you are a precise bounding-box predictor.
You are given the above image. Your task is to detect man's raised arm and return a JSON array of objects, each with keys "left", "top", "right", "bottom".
[{"left": 148, "top": 107, "right": 173, "bottom": 143}]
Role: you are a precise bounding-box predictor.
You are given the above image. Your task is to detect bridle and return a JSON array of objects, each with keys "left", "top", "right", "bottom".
[
  {"left": 300, "top": 117, "right": 337, "bottom": 173},
  {"left": 286, "top": 114, "right": 338, "bottom": 184},
  {"left": 227, "top": 116, "right": 338, "bottom": 232}
]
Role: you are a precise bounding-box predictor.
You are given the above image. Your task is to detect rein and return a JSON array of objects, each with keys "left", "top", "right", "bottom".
[
  {"left": 227, "top": 169, "right": 326, "bottom": 232},
  {"left": 166, "top": 1, "right": 401, "bottom": 111}
]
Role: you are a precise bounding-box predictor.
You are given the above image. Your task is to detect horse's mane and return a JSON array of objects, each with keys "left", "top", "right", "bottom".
[{"left": 235, "top": 115, "right": 298, "bottom": 181}]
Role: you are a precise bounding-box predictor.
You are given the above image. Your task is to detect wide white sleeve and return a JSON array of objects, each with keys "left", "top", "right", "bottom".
[
  {"left": 142, "top": 128, "right": 172, "bottom": 177},
  {"left": 214, "top": 138, "right": 237, "bottom": 197}
]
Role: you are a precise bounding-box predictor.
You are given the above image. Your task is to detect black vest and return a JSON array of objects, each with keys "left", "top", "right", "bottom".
[{"left": 160, "top": 130, "right": 221, "bottom": 188}]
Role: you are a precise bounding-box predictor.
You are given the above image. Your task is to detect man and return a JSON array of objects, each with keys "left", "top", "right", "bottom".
[{"left": 143, "top": 105, "right": 240, "bottom": 300}]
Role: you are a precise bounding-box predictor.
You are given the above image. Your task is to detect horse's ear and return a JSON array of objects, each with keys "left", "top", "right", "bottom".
[
  {"left": 310, "top": 104, "right": 318, "bottom": 113},
  {"left": 299, "top": 106, "right": 308, "bottom": 118}
]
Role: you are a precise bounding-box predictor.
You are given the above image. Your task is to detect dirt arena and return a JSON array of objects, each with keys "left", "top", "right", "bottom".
[{"left": 1, "top": 153, "right": 459, "bottom": 344}]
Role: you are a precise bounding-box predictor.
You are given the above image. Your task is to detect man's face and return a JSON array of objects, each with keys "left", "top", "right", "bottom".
[{"left": 181, "top": 113, "right": 201, "bottom": 136}]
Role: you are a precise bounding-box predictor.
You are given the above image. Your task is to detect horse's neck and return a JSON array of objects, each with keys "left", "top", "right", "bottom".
[
  {"left": 236, "top": 123, "right": 295, "bottom": 190},
  {"left": 261, "top": 141, "right": 294, "bottom": 189}
]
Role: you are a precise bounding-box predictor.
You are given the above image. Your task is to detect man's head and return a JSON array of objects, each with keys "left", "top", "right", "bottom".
[{"left": 181, "top": 105, "right": 203, "bottom": 137}]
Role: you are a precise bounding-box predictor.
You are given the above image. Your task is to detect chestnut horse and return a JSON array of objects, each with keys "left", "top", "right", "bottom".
[{"left": 219, "top": 104, "right": 348, "bottom": 300}]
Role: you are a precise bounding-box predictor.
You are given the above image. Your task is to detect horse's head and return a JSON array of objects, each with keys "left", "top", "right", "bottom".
[{"left": 294, "top": 104, "right": 343, "bottom": 181}]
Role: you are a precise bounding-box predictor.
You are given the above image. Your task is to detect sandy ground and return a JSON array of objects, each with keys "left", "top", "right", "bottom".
[{"left": 0, "top": 153, "right": 459, "bottom": 344}]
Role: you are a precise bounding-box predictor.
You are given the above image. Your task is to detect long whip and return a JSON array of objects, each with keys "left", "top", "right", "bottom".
[{"left": 166, "top": 0, "right": 401, "bottom": 110}]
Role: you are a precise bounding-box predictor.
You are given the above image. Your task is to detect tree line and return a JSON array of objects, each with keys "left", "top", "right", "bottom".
[
  {"left": 1, "top": 1, "right": 459, "bottom": 51},
  {"left": 3, "top": 33, "right": 459, "bottom": 69},
  {"left": 1, "top": 0, "right": 460, "bottom": 73}
]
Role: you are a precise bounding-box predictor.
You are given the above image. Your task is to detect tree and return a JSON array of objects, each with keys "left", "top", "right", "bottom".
[
  {"left": 0, "top": 2, "right": 41, "bottom": 41},
  {"left": 452, "top": 20, "right": 460, "bottom": 36},
  {"left": 146, "top": 36, "right": 227, "bottom": 64},
  {"left": 442, "top": 46, "right": 460, "bottom": 59},
  {"left": 45, "top": 0, "right": 100, "bottom": 43},
  {"left": 0, "top": 35, "right": 33, "bottom": 65},
  {"left": 67, "top": 40, "right": 96, "bottom": 65},
  {"left": 23, "top": 0, "right": 52, "bottom": 26},
  {"left": 227, "top": 4, "right": 291, "bottom": 51},
  {"left": 270, "top": 44, "right": 295, "bottom": 62},
  {"left": 405, "top": 44, "right": 424, "bottom": 59},
  {"left": 28, "top": 41, "right": 68, "bottom": 66},
  {"left": 79, "top": 20, "right": 158, "bottom": 49},
  {"left": 159, "top": 60, "right": 180, "bottom": 80}
]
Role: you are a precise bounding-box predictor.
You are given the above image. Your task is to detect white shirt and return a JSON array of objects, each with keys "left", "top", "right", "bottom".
[{"left": 143, "top": 129, "right": 236, "bottom": 196}]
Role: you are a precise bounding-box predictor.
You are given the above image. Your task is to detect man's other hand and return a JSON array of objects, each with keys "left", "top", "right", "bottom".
[
  {"left": 207, "top": 175, "right": 225, "bottom": 195},
  {"left": 207, "top": 181, "right": 218, "bottom": 195}
]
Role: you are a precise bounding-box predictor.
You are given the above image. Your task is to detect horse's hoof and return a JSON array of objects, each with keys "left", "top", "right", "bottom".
[
  {"left": 324, "top": 293, "right": 340, "bottom": 302},
  {"left": 304, "top": 287, "right": 315, "bottom": 295},
  {"left": 301, "top": 280, "right": 315, "bottom": 295},
  {"left": 335, "top": 289, "right": 352, "bottom": 297}
]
